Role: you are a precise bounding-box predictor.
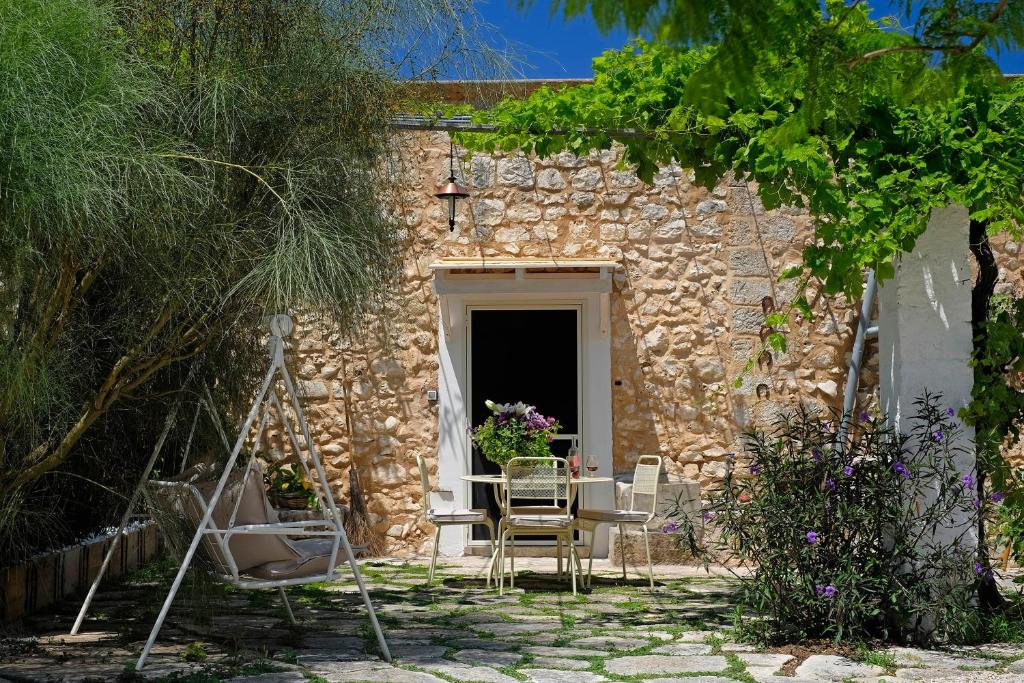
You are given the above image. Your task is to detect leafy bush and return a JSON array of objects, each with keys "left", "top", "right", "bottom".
[{"left": 671, "top": 394, "right": 994, "bottom": 645}]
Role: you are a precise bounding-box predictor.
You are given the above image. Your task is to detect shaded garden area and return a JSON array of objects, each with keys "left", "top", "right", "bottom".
[{"left": 5, "top": 558, "right": 1024, "bottom": 682}]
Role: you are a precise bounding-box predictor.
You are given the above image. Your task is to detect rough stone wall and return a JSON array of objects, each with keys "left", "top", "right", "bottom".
[{"left": 281, "top": 131, "right": 1021, "bottom": 556}]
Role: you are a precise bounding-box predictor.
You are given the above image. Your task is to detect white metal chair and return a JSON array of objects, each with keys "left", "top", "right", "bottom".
[
  {"left": 500, "top": 457, "right": 581, "bottom": 595},
  {"left": 417, "top": 454, "right": 496, "bottom": 585},
  {"left": 577, "top": 455, "right": 662, "bottom": 590}
]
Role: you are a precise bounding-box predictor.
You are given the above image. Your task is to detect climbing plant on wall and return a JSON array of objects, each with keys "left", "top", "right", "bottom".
[{"left": 456, "top": 3, "right": 1024, "bottom": 598}]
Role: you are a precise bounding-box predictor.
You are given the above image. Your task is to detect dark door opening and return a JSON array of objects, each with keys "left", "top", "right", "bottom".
[{"left": 469, "top": 308, "right": 580, "bottom": 541}]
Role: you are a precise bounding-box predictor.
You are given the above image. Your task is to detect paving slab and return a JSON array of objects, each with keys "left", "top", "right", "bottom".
[
  {"left": 318, "top": 665, "right": 449, "bottom": 682},
  {"left": 516, "top": 632, "right": 573, "bottom": 645},
  {"left": 643, "top": 678, "right": 736, "bottom": 683},
  {"left": 886, "top": 646, "right": 999, "bottom": 669},
  {"left": 893, "top": 668, "right": 976, "bottom": 679},
  {"left": 676, "top": 630, "right": 717, "bottom": 642},
  {"left": 446, "top": 638, "right": 518, "bottom": 651},
  {"left": 451, "top": 648, "right": 522, "bottom": 667},
  {"left": 225, "top": 674, "right": 307, "bottom": 682},
  {"left": 604, "top": 654, "right": 729, "bottom": 675},
  {"left": 520, "top": 669, "right": 607, "bottom": 683},
  {"left": 425, "top": 663, "right": 520, "bottom": 682},
  {"left": 301, "top": 635, "right": 366, "bottom": 651},
  {"left": 529, "top": 656, "right": 593, "bottom": 670},
  {"left": 602, "top": 629, "right": 674, "bottom": 640},
  {"left": 574, "top": 635, "right": 650, "bottom": 650},
  {"left": 650, "top": 642, "right": 714, "bottom": 655},
  {"left": 734, "top": 652, "right": 795, "bottom": 671},
  {"left": 475, "top": 621, "right": 563, "bottom": 636},
  {"left": 794, "top": 655, "right": 886, "bottom": 681},
  {"left": 389, "top": 644, "right": 448, "bottom": 663},
  {"left": 523, "top": 646, "right": 608, "bottom": 658}
]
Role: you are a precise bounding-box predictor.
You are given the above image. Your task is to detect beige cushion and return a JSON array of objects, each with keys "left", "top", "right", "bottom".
[
  {"left": 193, "top": 464, "right": 298, "bottom": 571},
  {"left": 248, "top": 538, "right": 345, "bottom": 581},
  {"left": 427, "top": 509, "right": 488, "bottom": 523},
  {"left": 507, "top": 514, "right": 573, "bottom": 528},
  {"left": 577, "top": 509, "right": 650, "bottom": 523}
]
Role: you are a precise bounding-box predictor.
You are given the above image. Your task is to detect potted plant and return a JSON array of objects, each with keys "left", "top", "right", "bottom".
[
  {"left": 264, "top": 462, "right": 317, "bottom": 510},
  {"left": 471, "top": 400, "right": 561, "bottom": 468}
]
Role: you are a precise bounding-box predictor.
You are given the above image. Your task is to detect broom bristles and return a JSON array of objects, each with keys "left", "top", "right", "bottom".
[{"left": 345, "top": 466, "right": 386, "bottom": 556}]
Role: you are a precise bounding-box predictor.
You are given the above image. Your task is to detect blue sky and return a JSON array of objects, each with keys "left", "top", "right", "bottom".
[{"left": 476, "top": 0, "right": 1024, "bottom": 78}]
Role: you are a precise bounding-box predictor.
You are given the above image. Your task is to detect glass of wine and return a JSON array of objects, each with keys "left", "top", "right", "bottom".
[
  {"left": 568, "top": 445, "right": 580, "bottom": 478},
  {"left": 585, "top": 455, "right": 599, "bottom": 477}
]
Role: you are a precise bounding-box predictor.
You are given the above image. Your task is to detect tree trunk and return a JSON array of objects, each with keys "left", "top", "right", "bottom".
[{"left": 969, "top": 218, "right": 1004, "bottom": 611}]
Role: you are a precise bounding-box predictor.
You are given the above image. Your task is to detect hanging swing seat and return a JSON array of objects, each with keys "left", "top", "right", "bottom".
[
  {"left": 149, "top": 461, "right": 349, "bottom": 586},
  {"left": 71, "top": 314, "right": 391, "bottom": 670}
]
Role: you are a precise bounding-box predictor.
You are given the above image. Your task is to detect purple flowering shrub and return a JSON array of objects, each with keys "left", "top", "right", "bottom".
[
  {"left": 668, "top": 393, "right": 997, "bottom": 645},
  {"left": 471, "top": 400, "right": 561, "bottom": 466}
]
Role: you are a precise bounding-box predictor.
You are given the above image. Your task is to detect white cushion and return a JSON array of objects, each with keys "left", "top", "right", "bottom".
[
  {"left": 507, "top": 514, "right": 573, "bottom": 528},
  {"left": 428, "top": 508, "right": 488, "bottom": 523},
  {"left": 577, "top": 509, "right": 650, "bottom": 523}
]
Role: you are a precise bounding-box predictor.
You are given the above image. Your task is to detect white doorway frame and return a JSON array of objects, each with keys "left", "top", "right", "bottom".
[{"left": 433, "top": 265, "right": 615, "bottom": 559}]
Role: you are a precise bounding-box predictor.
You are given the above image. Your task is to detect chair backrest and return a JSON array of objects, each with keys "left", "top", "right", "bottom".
[
  {"left": 505, "top": 457, "right": 570, "bottom": 513},
  {"left": 630, "top": 455, "right": 663, "bottom": 516},
  {"left": 416, "top": 454, "right": 431, "bottom": 518}
]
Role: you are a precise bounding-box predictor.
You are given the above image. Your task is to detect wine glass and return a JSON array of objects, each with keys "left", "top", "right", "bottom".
[
  {"left": 568, "top": 445, "right": 580, "bottom": 478},
  {"left": 585, "top": 455, "right": 599, "bottom": 477}
]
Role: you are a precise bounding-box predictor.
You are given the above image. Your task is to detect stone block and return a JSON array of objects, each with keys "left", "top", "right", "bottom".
[
  {"left": 728, "top": 249, "right": 770, "bottom": 277},
  {"left": 472, "top": 199, "right": 505, "bottom": 226},
  {"left": 497, "top": 156, "right": 534, "bottom": 188},
  {"left": 571, "top": 167, "right": 603, "bottom": 191}
]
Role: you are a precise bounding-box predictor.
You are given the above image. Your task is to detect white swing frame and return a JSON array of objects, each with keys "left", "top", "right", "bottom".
[{"left": 70, "top": 315, "right": 391, "bottom": 670}]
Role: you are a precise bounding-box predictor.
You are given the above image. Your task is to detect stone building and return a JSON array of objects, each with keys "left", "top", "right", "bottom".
[{"left": 283, "top": 89, "right": 1024, "bottom": 560}]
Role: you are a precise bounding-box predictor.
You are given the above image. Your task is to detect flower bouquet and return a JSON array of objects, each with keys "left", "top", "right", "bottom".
[{"left": 471, "top": 400, "right": 561, "bottom": 467}]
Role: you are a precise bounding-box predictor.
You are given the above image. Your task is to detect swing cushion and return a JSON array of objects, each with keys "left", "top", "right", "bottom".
[
  {"left": 193, "top": 464, "right": 297, "bottom": 572},
  {"left": 247, "top": 538, "right": 345, "bottom": 581}
]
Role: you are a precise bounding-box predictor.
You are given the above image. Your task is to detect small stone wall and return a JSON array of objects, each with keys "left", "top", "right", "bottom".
[{"left": 1, "top": 523, "right": 160, "bottom": 622}]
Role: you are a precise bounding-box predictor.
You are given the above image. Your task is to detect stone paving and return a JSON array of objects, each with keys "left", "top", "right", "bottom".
[{"left": 1, "top": 557, "right": 1024, "bottom": 682}]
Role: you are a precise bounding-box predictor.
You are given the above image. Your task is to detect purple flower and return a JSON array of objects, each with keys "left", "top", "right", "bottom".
[
  {"left": 750, "top": 464, "right": 762, "bottom": 475},
  {"left": 962, "top": 474, "right": 975, "bottom": 489},
  {"left": 972, "top": 497, "right": 981, "bottom": 510},
  {"left": 858, "top": 410, "right": 870, "bottom": 422},
  {"left": 933, "top": 430, "right": 944, "bottom": 442},
  {"left": 806, "top": 531, "right": 819, "bottom": 545},
  {"left": 662, "top": 521, "right": 678, "bottom": 533},
  {"left": 843, "top": 465, "right": 854, "bottom": 476},
  {"left": 822, "top": 420, "right": 832, "bottom": 430},
  {"left": 703, "top": 511, "right": 714, "bottom": 521},
  {"left": 811, "top": 448, "right": 822, "bottom": 462},
  {"left": 993, "top": 491, "right": 1006, "bottom": 503},
  {"left": 893, "top": 462, "right": 910, "bottom": 480},
  {"left": 815, "top": 583, "right": 836, "bottom": 598},
  {"left": 946, "top": 407, "right": 956, "bottom": 418},
  {"left": 826, "top": 479, "right": 836, "bottom": 491},
  {"left": 974, "top": 562, "right": 984, "bottom": 575}
]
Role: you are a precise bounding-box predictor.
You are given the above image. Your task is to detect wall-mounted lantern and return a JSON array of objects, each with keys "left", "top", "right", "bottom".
[{"left": 434, "top": 140, "right": 469, "bottom": 232}]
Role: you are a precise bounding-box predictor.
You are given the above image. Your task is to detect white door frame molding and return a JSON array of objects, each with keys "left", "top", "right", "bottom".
[{"left": 434, "top": 272, "right": 614, "bottom": 558}]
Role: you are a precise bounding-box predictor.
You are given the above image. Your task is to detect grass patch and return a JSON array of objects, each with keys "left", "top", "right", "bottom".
[{"left": 855, "top": 645, "right": 897, "bottom": 671}]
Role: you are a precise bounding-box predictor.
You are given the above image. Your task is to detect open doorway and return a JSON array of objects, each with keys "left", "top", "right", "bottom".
[{"left": 467, "top": 306, "right": 581, "bottom": 542}]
